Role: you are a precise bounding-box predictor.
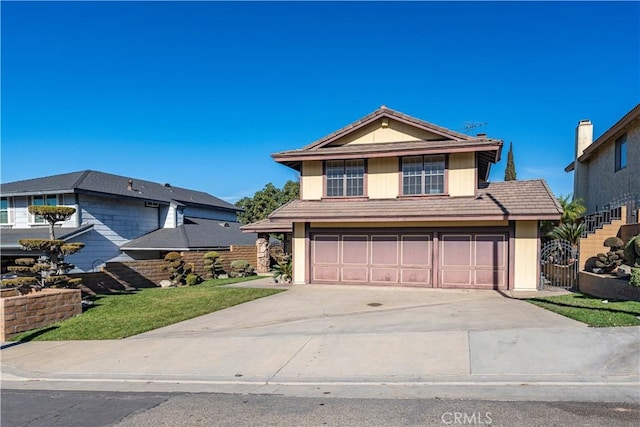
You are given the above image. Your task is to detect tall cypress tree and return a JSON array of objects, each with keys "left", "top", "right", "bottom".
[{"left": 504, "top": 142, "right": 517, "bottom": 181}]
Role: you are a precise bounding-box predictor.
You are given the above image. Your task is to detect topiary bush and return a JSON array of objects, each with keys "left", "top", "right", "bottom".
[
  {"left": 2, "top": 206, "right": 84, "bottom": 294},
  {"left": 630, "top": 268, "right": 640, "bottom": 287},
  {"left": 203, "top": 251, "right": 225, "bottom": 279},
  {"left": 623, "top": 235, "right": 640, "bottom": 267},
  {"left": 162, "top": 252, "right": 196, "bottom": 286},
  {"left": 229, "top": 259, "right": 256, "bottom": 278},
  {"left": 594, "top": 236, "right": 625, "bottom": 273}
]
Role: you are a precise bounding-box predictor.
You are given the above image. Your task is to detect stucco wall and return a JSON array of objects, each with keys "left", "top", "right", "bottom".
[
  {"left": 514, "top": 220, "right": 539, "bottom": 291},
  {"left": 301, "top": 161, "right": 323, "bottom": 200},
  {"left": 448, "top": 152, "right": 476, "bottom": 197},
  {"left": 577, "top": 122, "right": 639, "bottom": 214},
  {"left": 368, "top": 157, "right": 399, "bottom": 199},
  {"left": 293, "top": 222, "right": 307, "bottom": 284}
]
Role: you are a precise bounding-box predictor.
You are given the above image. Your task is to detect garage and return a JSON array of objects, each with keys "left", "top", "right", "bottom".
[{"left": 310, "top": 231, "right": 507, "bottom": 289}]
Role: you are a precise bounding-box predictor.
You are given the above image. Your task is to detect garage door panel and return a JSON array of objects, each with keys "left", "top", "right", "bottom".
[
  {"left": 371, "top": 235, "right": 399, "bottom": 265},
  {"left": 401, "top": 268, "right": 431, "bottom": 285},
  {"left": 475, "top": 235, "right": 506, "bottom": 268},
  {"left": 401, "top": 235, "right": 431, "bottom": 267},
  {"left": 342, "top": 267, "right": 368, "bottom": 282},
  {"left": 475, "top": 270, "right": 505, "bottom": 287},
  {"left": 343, "top": 236, "right": 368, "bottom": 264},
  {"left": 441, "top": 235, "right": 472, "bottom": 266},
  {"left": 314, "top": 235, "right": 339, "bottom": 264},
  {"left": 313, "top": 266, "right": 339, "bottom": 282},
  {"left": 371, "top": 268, "right": 399, "bottom": 283},
  {"left": 441, "top": 270, "right": 472, "bottom": 286}
]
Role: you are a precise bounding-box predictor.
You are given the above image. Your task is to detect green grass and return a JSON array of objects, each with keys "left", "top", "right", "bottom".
[
  {"left": 11, "top": 276, "right": 284, "bottom": 341},
  {"left": 528, "top": 293, "right": 640, "bottom": 327}
]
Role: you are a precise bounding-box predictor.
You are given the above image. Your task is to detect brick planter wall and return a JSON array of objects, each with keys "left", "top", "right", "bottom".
[
  {"left": 0, "top": 288, "right": 82, "bottom": 341},
  {"left": 578, "top": 271, "right": 640, "bottom": 302}
]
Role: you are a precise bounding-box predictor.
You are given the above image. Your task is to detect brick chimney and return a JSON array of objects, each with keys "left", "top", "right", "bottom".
[{"left": 575, "top": 119, "right": 593, "bottom": 158}]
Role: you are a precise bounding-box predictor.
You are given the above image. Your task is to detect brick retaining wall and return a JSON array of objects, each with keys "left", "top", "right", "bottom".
[
  {"left": 83, "top": 245, "right": 260, "bottom": 291},
  {"left": 0, "top": 288, "right": 82, "bottom": 341}
]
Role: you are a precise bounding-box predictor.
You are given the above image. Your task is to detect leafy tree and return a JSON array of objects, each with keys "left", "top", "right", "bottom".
[
  {"left": 556, "top": 194, "right": 586, "bottom": 225},
  {"left": 236, "top": 180, "right": 299, "bottom": 225},
  {"left": 504, "top": 142, "right": 517, "bottom": 181}
]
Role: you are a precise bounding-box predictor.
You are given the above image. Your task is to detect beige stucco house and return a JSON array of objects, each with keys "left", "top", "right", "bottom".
[
  {"left": 244, "top": 107, "right": 562, "bottom": 290},
  {"left": 565, "top": 104, "right": 639, "bottom": 222}
]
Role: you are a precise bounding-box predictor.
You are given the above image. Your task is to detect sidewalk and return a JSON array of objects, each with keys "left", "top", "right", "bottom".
[{"left": 2, "top": 284, "right": 638, "bottom": 403}]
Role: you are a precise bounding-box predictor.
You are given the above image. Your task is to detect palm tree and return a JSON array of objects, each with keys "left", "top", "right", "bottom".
[
  {"left": 547, "top": 222, "right": 586, "bottom": 246},
  {"left": 556, "top": 194, "right": 586, "bottom": 225}
]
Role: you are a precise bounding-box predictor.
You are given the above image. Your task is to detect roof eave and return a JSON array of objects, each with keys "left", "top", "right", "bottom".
[{"left": 272, "top": 143, "right": 502, "bottom": 164}]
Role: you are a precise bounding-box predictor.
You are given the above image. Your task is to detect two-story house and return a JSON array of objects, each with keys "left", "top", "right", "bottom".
[
  {"left": 243, "top": 107, "right": 562, "bottom": 291},
  {"left": 565, "top": 104, "right": 639, "bottom": 223},
  {"left": 0, "top": 170, "right": 255, "bottom": 272}
]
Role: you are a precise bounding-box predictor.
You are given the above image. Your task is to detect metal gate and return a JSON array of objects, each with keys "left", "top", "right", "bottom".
[{"left": 540, "top": 239, "right": 579, "bottom": 290}]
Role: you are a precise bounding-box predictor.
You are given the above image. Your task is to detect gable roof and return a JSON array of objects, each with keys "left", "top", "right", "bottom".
[
  {"left": 304, "top": 106, "right": 473, "bottom": 150},
  {"left": 265, "top": 179, "right": 561, "bottom": 223},
  {"left": 272, "top": 107, "right": 502, "bottom": 180},
  {"left": 565, "top": 103, "right": 640, "bottom": 171},
  {"left": 0, "top": 170, "right": 240, "bottom": 212},
  {"left": 120, "top": 218, "right": 256, "bottom": 251}
]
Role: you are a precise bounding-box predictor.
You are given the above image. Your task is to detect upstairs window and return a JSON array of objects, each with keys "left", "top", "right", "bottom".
[
  {"left": 402, "top": 155, "right": 445, "bottom": 195},
  {"left": 615, "top": 134, "right": 627, "bottom": 171},
  {"left": 30, "top": 194, "right": 59, "bottom": 223},
  {"left": 326, "top": 159, "right": 365, "bottom": 197},
  {"left": 0, "top": 197, "right": 11, "bottom": 224}
]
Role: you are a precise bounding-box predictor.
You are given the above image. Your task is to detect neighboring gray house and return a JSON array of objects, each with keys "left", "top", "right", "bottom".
[
  {"left": 0, "top": 170, "right": 255, "bottom": 272},
  {"left": 566, "top": 104, "right": 639, "bottom": 221}
]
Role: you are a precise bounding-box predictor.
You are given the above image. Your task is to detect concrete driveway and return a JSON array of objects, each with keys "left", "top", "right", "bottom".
[{"left": 2, "top": 281, "right": 639, "bottom": 402}]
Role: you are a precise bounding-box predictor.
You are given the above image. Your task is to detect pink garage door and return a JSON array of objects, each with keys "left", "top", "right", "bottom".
[
  {"left": 439, "top": 234, "right": 507, "bottom": 289},
  {"left": 311, "top": 234, "right": 432, "bottom": 286}
]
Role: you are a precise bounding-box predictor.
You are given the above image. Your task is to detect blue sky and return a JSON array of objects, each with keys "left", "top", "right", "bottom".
[{"left": 2, "top": 1, "right": 639, "bottom": 203}]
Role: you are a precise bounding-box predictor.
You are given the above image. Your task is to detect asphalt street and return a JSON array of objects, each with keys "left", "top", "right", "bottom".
[{"left": 2, "top": 389, "right": 639, "bottom": 427}]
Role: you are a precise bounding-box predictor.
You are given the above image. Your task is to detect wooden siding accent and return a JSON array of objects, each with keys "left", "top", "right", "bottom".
[
  {"left": 513, "top": 220, "right": 539, "bottom": 291},
  {"left": 301, "top": 161, "right": 323, "bottom": 200},
  {"left": 448, "top": 152, "right": 476, "bottom": 197},
  {"left": 368, "top": 157, "right": 399, "bottom": 199},
  {"left": 332, "top": 118, "right": 446, "bottom": 146}
]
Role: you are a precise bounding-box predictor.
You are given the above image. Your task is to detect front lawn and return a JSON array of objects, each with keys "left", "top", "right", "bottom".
[
  {"left": 528, "top": 292, "right": 640, "bottom": 327},
  {"left": 11, "top": 277, "right": 284, "bottom": 341}
]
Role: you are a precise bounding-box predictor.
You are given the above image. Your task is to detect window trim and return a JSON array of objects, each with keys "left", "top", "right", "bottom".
[
  {"left": 28, "top": 194, "right": 60, "bottom": 224},
  {"left": 615, "top": 134, "right": 627, "bottom": 172},
  {"left": 323, "top": 159, "right": 367, "bottom": 199},
  {"left": 399, "top": 154, "right": 448, "bottom": 196},
  {"left": 0, "top": 196, "right": 13, "bottom": 225}
]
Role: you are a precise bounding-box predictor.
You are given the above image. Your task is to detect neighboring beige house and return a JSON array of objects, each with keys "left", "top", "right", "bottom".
[
  {"left": 565, "top": 104, "right": 640, "bottom": 221},
  {"left": 244, "top": 107, "right": 561, "bottom": 291}
]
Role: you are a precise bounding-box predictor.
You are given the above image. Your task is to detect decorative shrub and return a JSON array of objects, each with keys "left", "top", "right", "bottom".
[
  {"left": 623, "top": 235, "right": 640, "bottom": 267},
  {"left": 630, "top": 268, "right": 640, "bottom": 287},
  {"left": 162, "top": 252, "right": 196, "bottom": 286},
  {"left": 203, "top": 251, "right": 225, "bottom": 279},
  {"left": 594, "top": 236, "right": 625, "bottom": 273},
  {"left": 229, "top": 259, "right": 256, "bottom": 278},
  {"left": 1, "top": 206, "right": 84, "bottom": 294},
  {"left": 272, "top": 256, "right": 292, "bottom": 283},
  {"left": 186, "top": 273, "right": 201, "bottom": 286}
]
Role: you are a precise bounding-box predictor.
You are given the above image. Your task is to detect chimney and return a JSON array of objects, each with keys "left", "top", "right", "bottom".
[
  {"left": 476, "top": 133, "right": 487, "bottom": 137},
  {"left": 575, "top": 119, "right": 593, "bottom": 158},
  {"left": 127, "top": 180, "right": 133, "bottom": 191}
]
